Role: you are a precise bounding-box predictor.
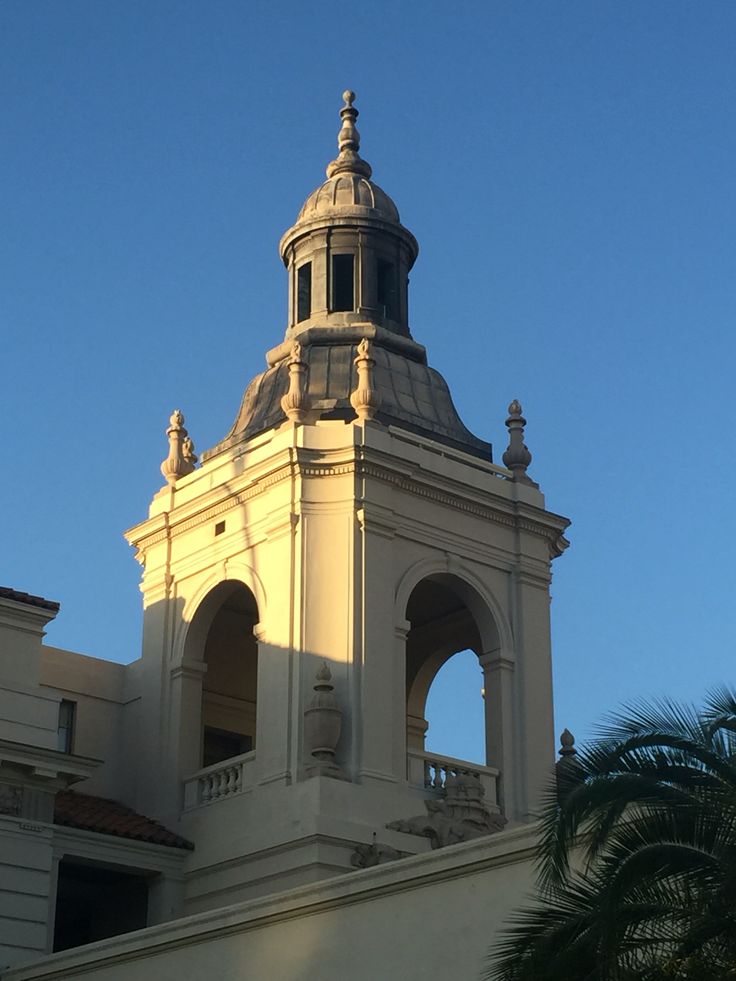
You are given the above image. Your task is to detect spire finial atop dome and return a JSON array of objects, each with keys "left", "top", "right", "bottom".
[{"left": 326, "top": 89, "right": 372, "bottom": 180}]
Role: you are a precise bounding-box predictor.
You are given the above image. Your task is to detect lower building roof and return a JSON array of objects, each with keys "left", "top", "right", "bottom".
[
  {"left": 0, "top": 586, "right": 60, "bottom": 612},
  {"left": 54, "top": 790, "right": 193, "bottom": 850}
]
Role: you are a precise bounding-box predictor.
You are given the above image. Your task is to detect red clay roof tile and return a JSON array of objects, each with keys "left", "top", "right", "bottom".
[
  {"left": 54, "top": 790, "right": 193, "bottom": 850},
  {"left": 0, "top": 587, "right": 60, "bottom": 612}
]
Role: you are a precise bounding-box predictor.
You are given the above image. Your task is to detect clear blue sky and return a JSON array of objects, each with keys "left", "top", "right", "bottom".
[{"left": 3, "top": 1, "right": 735, "bottom": 761}]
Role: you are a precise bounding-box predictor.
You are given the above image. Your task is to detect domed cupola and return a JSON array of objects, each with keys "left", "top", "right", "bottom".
[
  {"left": 279, "top": 91, "right": 418, "bottom": 340},
  {"left": 203, "top": 92, "right": 490, "bottom": 464}
]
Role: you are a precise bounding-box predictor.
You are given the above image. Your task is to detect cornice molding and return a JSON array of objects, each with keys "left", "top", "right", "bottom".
[
  {"left": 356, "top": 460, "right": 569, "bottom": 559},
  {"left": 0, "top": 739, "right": 101, "bottom": 786},
  {"left": 129, "top": 444, "right": 570, "bottom": 567},
  {"left": 53, "top": 823, "right": 188, "bottom": 874},
  {"left": 0, "top": 599, "right": 58, "bottom": 636}
]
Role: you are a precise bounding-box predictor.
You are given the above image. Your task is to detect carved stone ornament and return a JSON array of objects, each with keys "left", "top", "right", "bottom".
[
  {"left": 502, "top": 399, "right": 535, "bottom": 485},
  {"left": 558, "top": 728, "right": 577, "bottom": 758},
  {"left": 182, "top": 435, "right": 198, "bottom": 468},
  {"left": 350, "top": 337, "right": 381, "bottom": 422},
  {"left": 387, "top": 771, "right": 506, "bottom": 848},
  {"left": 304, "top": 662, "right": 346, "bottom": 779},
  {"left": 326, "top": 90, "right": 372, "bottom": 181},
  {"left": 556, "top": 728, "right": 583, "bottom": 803},
  {"left": 160, "top": 409, "right": 197, "bottom": 486},
  {"left": 350, "top": 834, "right": 407, "bottom": 869},
  {"left": 0, "top": 783, "right": 22, "bottom": 817},
  {"left": 280, "top": 341, "right": 310, "bottom": 423}
]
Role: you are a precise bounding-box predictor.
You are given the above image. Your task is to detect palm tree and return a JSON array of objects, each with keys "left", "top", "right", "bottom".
[{"left": 487, "top": 688, "right": 736, "bottom": 980}]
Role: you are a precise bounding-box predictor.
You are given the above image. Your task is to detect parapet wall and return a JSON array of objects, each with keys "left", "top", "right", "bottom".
[{"left": 1, "top": 825, "right": 539, "bottom": 981}]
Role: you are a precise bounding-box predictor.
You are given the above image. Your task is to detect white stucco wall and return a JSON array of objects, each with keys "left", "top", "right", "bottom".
[
  {"left": 1, "top": 825, "right": 539, "bottom": 981},
  {"left": 39, "top": 649, "right": 136, "bottom": 799},
  {"left": 0, "top": 820, "right": 53, "bottom": 968}
]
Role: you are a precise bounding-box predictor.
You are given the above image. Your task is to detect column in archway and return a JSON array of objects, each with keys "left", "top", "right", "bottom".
[{"left": 479, "top": 649, "right": 515, "bottom": 817}]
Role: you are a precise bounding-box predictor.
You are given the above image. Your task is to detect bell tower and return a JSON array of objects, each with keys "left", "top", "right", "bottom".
[{"left": 125, "top": 93, "right": 570, "bottom": 910}]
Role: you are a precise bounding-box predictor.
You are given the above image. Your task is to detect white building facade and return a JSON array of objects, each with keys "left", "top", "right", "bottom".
[{"left": 0, "top": 93, "right": 569, "bottom": 981}]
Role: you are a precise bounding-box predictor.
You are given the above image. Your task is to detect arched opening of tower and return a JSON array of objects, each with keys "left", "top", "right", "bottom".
[
  {"left": 197, "top": 582, "right": 259, "bottom": 768},
  {"left": 424, "top": 649, "right": 485, "bottom": 762},
  {"left": 405, "top": 575, "right": 503, "bottom": 795}
]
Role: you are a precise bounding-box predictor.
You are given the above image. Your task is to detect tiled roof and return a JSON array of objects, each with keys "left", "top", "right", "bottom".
[
  {"left": 0, "top": 587, "right": 60, "bottom": 612},
  {"left": 54, "top": 790, "right": 194, "bottom": 851},
  {"left": 204, "top": 341, "right": 491, "bottom": 464}
]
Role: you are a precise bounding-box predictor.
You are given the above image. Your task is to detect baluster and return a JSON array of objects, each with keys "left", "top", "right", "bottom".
[
  {"left": 233, "top": 764, "right": 242, "bottom": 793},
  {"left": 227, "top": 765, "right": 238, "bottom": 795},
  {"left": 423, "top": 758, "right": 431, "bottom": 788},
  {"left": 200, "top": 775, "right": 211, "bottom": 804}
]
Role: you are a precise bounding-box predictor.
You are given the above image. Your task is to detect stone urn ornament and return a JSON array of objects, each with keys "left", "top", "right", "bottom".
[{"left": 304, "top": 662, "right": 345, "bottom": 779}]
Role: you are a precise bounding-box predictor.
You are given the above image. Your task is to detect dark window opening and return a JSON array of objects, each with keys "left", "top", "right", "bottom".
[
  {"left": 214, "top": 520, "right": 226, "bottom": 536},
  {"left": 53, "top": 860, "right": 148, "bottom": 952},
  {"left": 332, "top": 254, "right": 354, "bottom": 312},
  {"left": 297, "top": 262, "right": 312, "bottom": 322},
  {"left": 377, "top": 259, "right": 398, "bottom": 321},
  {"left": 57, "top": 700, "right": 75, "bottom": 753},
  {"left": 203, "top": 726, "right": 253, "bottom": 768}
]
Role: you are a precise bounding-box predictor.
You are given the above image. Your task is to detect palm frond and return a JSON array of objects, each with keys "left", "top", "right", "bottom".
[{"left": 488, "top": 689, "right": 736, "bottom": 981}]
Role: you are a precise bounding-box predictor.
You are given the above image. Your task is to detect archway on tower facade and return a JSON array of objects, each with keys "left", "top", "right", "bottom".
[
  {"left": 183, "top": 580, "right": 260, "bottom": 771},
  {"left": 404, "top": 574, "right": 506, "bottom": 804}
]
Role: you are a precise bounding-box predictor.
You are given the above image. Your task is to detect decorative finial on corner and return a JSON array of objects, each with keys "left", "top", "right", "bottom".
[
  {"left": 350, "top": 337, "right": 381, "bottom": 422},
  {"left": 558, "top": 728, "right": 577, "bottom": 758},
  {"left": 556, "top": 728, "right": 581, "bottom": 801},
  {"left": 280, "top": 341, "right": 311, "bottom": 424},
  {"left": 326, "top": 89, "right": 372, "bottom": 180},
  {"left": 502, "top": 399, "right": 535, "bottom": 485},
  {"left": 161, "top": 409, "right": 197, "bottom": 487}
]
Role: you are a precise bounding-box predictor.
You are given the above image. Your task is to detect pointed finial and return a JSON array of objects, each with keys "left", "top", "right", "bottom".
[
  {"left": 350, "top": 337, "right": 381, "bottom": 422},
  {"left": 558, "top": 729, "right": 576, "bottom": 757},
  {"left": 161, "top": 409, "right": 197, "bottom": 486},
  {"left": 326, "top": 90, "right": 372, "bottom": 180},
  {"left": 280, "top": 341, "right": 310, "bottom": 423},
  {"left": 556, "top": 728, "right": 581, "bottom": 801},
  {"left": 502, "top": 399, "right": 535, "bottom": 484}
]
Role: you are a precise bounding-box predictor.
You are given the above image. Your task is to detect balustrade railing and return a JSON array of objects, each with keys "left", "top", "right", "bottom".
[
  {"left": 407, "top": 749, "right": 500, "bottom": 809},
  {"left": 183, "top": 750, "right": 255, "bottom": 809}
]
